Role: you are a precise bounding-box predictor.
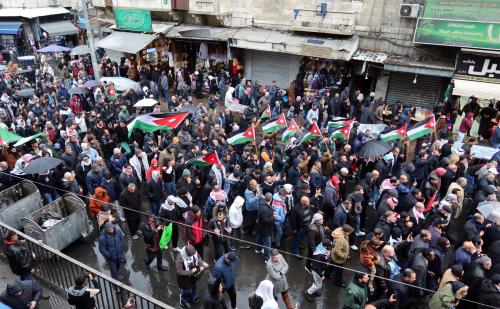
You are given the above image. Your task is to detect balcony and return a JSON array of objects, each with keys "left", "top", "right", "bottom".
[{"left": 290, "top": 9, "right": 356, "bottom": 35}]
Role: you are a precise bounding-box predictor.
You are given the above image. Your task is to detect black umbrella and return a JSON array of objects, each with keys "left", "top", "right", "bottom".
[
  {"left": 68, "top": 87, "right": 88, "bottom": 95},
  {"left": 17, "top": 88, "right": 36, "bottom": 97},
  {"left": 23, "top": 157, "right": 64, "bottom": 174},
  {"left": 358, "top": 140, "right": 393, "bottom": 158}
]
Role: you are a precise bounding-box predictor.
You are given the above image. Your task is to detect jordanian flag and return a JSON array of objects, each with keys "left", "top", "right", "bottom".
[
  {"left": 260, "top": 105, "right": 271, "bottom": 119},
  {"left": 327, "top": 117, "right": 353, "bottom": 129},
  {"left": 407, "top": 116, "right": 435, "bottom": 141},
  {"left": 0, "top": 127, "right": 21, "bottom": 145},
  {"left": 262, "top": 114, "right": 287, "bottom": 134},
  {"left": 227, "top": 125, "right": 255, "bottom": 145},
  {"left": 186, "top": 151, "right": 221, "bottom": 167},
  {"left": 380, "top": 124, "right": 407, "bottom": 142},
  {"left": 127, "top": 112, "right": 189, "bottom": 137},
  {"left": 282, "top": 118, "right": 300, "bottom": 142},
  {"left": 300, "top": 122, "right": 322, "bottom": 144},
  {"left": 330, "top": 125, "right": 351, "bottom": 140}
]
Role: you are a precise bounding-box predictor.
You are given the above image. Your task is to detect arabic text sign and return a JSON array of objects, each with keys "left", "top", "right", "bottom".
[
  {"left": 455, "top": 52, "right": 500, "bottom": 83},
  {"left": 422, "top": 0, "right": 500, "bottom": 23},
  {"left": 114, "top": 9, "right": 152, "bottom": 33},
  {"left": 414, "top": 19, "right": 500, "bottom": 51}
]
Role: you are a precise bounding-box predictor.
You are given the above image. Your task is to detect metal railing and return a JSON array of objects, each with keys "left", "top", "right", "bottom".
[{"left": 0, "top": 221, "right": 173, "bottom": 309}]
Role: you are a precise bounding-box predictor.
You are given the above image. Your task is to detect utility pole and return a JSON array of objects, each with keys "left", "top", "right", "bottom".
[{"left": 80, "top": 0, "right": 100, "bottom": 80}]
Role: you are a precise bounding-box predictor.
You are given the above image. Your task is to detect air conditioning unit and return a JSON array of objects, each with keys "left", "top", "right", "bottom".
[{"left": 399, "top": 4, "right": 420, "bottom": 18}]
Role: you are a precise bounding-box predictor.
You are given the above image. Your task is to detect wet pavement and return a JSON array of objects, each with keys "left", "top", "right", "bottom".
[{"left": 62, "top": 221, "right": 356, "bottom": 309}]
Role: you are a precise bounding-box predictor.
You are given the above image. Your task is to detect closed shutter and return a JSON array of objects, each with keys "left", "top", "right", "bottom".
[
  {"left": 386, "top": 72, "right": 443, "bottom": 108},
  {"left": 249, "top": 50, "right": 291, "bottom": 88}
]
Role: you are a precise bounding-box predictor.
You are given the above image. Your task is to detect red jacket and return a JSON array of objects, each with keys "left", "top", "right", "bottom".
[
  {"left": 459, "top": 112, "right": 474, "bottom": 133},
  {"left": 69, "top": 100, "right": 83, "bottom": 114}
]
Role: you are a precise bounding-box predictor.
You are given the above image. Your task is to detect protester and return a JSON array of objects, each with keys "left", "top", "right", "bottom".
[
  {"left": 98, "top": 222, "right": 125, "bottom": 281},
  {"left": 175, "top": 244, "right": 205, "bottom": 308},
  {"left": 0, "top": 281, "right": 41, "bottom": 309},
  {"left": 66, "top": 273, "right": 101, "bottom": 309}
]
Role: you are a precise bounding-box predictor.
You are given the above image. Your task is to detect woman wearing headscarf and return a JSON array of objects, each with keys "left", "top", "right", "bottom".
[{"left": 255, "top": 280, "right": 278, "bottom": 309}]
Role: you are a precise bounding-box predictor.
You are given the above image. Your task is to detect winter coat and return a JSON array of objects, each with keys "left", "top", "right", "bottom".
[
  {"left": 429, "top": 283, "right": 458, "bottom": 309},
  {"left": 0, "top": 280, "right": 41, "bottom": 309},
  {"left": 244, "top": 188, "right": 259, "bottom": 211},
  {"left": 184, "top": 211, "right": 204, "bottom": 245},
  {"left": 119, "top": 189, "right": 141, "bottom": 220},
  {"left": 257, "top": 199, "right": 274, "bottom": 237},
  {"left": 332, "top": 203, "right": 349, "bottom": 229},
  {"left": 459, "top": 112, "right": 474, "bottom": 133},
  {"left": 204, "top": 276, "right": 228, "bottom": 309},
  {"left": 411, "top": 253, "right": 429, "bottom": 288},
  {"left": 265, "top": 254, "right": 289, "bottom": 293},
  {"left": 100, "top": 178, "right": 120, "bottom": 202},
  {"left": 344, "top": 280, "right": 368, "bottom": 309},
  {"left": 98, "top": 228, "right": 125, "bottom": 261},
  {"left": 307, "top": 223, "right": 325, "bottom": 252},
  {"left": 2, "top": 240, "right": 33, "bottom": 276},
  {"left": 145, "top": 177, "right": 163, "bottom": 201},
  {"left": 109, "top": 154, "right": 127, "bottom": 175},
  {"left": 311, "top": 252, "right": 329, "bottom": 276},
  {"left": 129, "top": 155, "right": 149, "bottom": 182},
  {"left": 323, "top": 180, "right": 339, "bottom": 210},
  {"left": 331, "top": 227, "right": 350, "bottom": 264},
  {"left": 212, "top": 257, "right": 237, "bottom": 289},
  {"left": 478, "top": 279, "right": 500, "bottom": 309},
  {"left": 89, "top": 187, "right": 111, "bottom": 216},
  {"left": 175, "top": 251, "right": 203, "bottom": 289},
  {"left": 271, "top": 193, "right": 286, "bottom": 224}
]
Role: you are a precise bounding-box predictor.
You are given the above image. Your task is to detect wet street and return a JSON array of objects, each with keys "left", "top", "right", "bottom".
[{"left": 62, "top": 220, "right": 356, "bottom": 309}]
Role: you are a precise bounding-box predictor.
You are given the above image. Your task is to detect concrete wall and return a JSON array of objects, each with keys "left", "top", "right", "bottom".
[{"left": 1, "top": 0, "right": 78, "bottom": 9}]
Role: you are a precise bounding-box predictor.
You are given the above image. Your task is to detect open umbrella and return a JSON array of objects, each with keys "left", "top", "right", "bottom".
[
  {"left": 84, "top": 80, "right": 100, "bottom": 88},
  {"left": 134, "top": 98, "right": 158, "bottom": 107},
  {"left": 70, "top": 45, "right": 91, "bottom": 56},
  {"left": 477, "top": 201, "right": 500, "bottom": 219},
  {"left": 68, "top": 87, "right": 88, "bottom": 95},
  {"left": 37, "top": 44, "right": 71, "bottom": 53},
  {"left": 100, "top": 77, "right": 141, "bottom": 92},
  {"left": 358, "top": 140, "right": 393, "bottom": 158},
  {"left": 23, "top": 157, "right": 64, "bottom": 174},
  {"left": 17, "top": 88, "right": 36, "bottom": 97}
]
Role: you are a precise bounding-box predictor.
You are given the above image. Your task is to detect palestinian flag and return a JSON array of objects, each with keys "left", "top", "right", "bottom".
[
  {"left": 327, "top": 117, "right": 353, "bottom": 130},
  {"left": 186, "top": 151, "right": 221, "bottom": 167},
  {"left": 107, "top": 85, "right": 116, "bottom": 100},
  {"left": 406, "top": 116, "right": 435, "bottom": 141},
  {"left": 127, "top": 112, "right": 189, "bottom": 137},
  {"left": 227, "top": 125, "right": 255, "bottom": 145},
  {"left": 260, "top": 105, "right": 271, "bottom": 119},
  {"left": 262, "top": 114, "right": 287, "bottom": 134},
  {"left": 0, "top": 127, "right": 21, "bottom": 145},
  {"left": 330, "top": 125, "right": 351, "bottom": 140},
  {"left": 380, "top": 124, "right": 407, "bottom": 142},
  {"left": 282, "top": 118, "right": 300, "bottom": 142},
  {"left": 300, "top": 122, "right": 322, "bottom": 144}
]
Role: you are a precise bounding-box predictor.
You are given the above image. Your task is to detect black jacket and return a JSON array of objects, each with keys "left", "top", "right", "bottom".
[
  {"left": 145, "top": 178, "right": 164, "bottom": 201},
  {"left": 3, "top": 240, "right": 33, "bottom": 276},
  {"left": 119, "top": 189, "right": 141, "bottom": 220},
  {"left": 478, "top": 279, "right": 500, "bottom": 309},
  {"left": 311, "top": 252, "right": 329, "bottom": 276},
  {"left": 0, "top": 280, "right": 41, "bottom": 309},
  {"left": 289, "top": 204, "right": 306, "bottom": 231},
  {"left": 257, "top": 200, "right": 274, "bottom": 237}
]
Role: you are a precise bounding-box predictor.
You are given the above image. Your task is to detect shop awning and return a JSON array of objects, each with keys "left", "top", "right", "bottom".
[
  {"left": 352, "top": 50, "right": 387, "bottom": 63},
  {"left": 0, "top": 22, "right": 23, "bottom": 35},
  {"left": 229, "top": 28, "right": 358, "bottom": 61},
  {"left": 111, "top": 21, "right": 177, "bottom": 34},
  {"left": 452, "top": 79, "right": 500, "bottom": 100},
  {"left": 384, "top": 56, "right": 454, "bottom": 77},
  {"left": 40, "top": 21, "right": 79, "bottom": 37},
  {"left": 96, "top": 31, "right": 157, "bottom": 54},
  {"left": 0, "top": 7, "right": 70, "bottom": 18},
  {"left": 165, "top": 24, "right": 238, "bottom": 41}
]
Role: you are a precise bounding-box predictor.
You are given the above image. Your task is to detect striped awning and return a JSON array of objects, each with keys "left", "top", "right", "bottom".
[{"left": 0, "top": 22, "right": 23, "bottom": 35}]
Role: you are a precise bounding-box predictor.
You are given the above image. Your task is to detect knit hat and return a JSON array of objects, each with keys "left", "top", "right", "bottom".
[
  {"left": 340, "top": 167, "right": 349, "bottom": 175},
  {"left": 6, "top": 282, "right": 22, "bottom": 295},
  {"left": 450, "top": 264, "right": 463, "bottom": 278},
  {"left": 185, "top": 245, "right": 196, "bottom": 256},
  {"left": 451, "top": 281, "right": 465, "bottom": 293},
  {"left": 182, "top": 169, "right": 191, "bottom": 177}
]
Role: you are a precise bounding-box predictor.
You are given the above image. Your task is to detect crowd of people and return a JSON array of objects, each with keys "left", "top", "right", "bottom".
[{"left": 0, "top": 52, "right": 500, "bottom": 309}]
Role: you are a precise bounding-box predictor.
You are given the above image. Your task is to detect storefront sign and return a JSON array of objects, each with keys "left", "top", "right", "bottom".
[
  {"left": 114, "top": 9, "right": 152, "bottom": 32},
  {"left": 414, "top": 19, "right": 500, "bottom": 51},
  {"left": 422, "top": 0, "right": 500, "bottom": 22},
  {"left": 455, "top": 52, "right": 500, "bottom": 83}
]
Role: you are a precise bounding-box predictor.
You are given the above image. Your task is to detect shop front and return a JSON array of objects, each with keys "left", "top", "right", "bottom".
[
  {"left": 229, "top": 28, "right": 359, "bottom": 92},
  {"left": 0, "top": 22, "right": 27, "bottom": 62}
]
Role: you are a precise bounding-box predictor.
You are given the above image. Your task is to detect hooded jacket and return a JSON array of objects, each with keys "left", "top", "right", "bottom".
[
  {"left": 331, "top": 227, "right": 350, "bottom": 264},
  {"left": 98, "top": 228, "right": 125, "bottom": 261},
  {"left": 228, "top": 196, "right": 244, "bottom": 228},
  {"left": 204, "top": 276, "right": 228, "bottom": 309},
  {"left": 89, "top": 187, "right": 111, "bottom": 217},
  {"left": 3, "top": 240, "right": 33, "bottom": 276}
]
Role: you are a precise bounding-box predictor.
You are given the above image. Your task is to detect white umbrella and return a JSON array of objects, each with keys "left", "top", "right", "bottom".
[
  {"left": 134, "top": 98, "right": 158, "bottom": 107},
  {"left": 477, "top": 201, "right": 500, "bottom": 219},
  {"left": 70, "top": 45, "right": 91, "bottom": 56},
  {"left": 100, "top": 77, "right": 141, "bottom": 92}
]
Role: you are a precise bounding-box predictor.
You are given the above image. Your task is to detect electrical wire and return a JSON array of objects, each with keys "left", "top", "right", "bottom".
[{"left": 1, "top": 171, "right": 497, "bottom": 309}]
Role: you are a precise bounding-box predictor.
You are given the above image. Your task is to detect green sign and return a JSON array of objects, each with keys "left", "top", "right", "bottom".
[
  {"left": 414, "top": 19, "right": 500, "bottom": 51},
  {"left": 114, "top": 9, "right": 152, "bottom": 32},
  {"left": 422, "top": 0, "right": 500, "bottom": 22}
]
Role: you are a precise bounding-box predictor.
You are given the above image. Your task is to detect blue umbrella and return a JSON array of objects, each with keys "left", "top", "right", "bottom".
[{"left": 37, "top": 44, "right": 71, "bottom": 53}]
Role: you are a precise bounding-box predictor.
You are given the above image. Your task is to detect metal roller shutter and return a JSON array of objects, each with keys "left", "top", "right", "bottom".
[
  {"left": 250, "top": 50, "right": 291, "bottom": 87},
  {"left": 386, "top": 72, "right": 443, "bottom": 108}
]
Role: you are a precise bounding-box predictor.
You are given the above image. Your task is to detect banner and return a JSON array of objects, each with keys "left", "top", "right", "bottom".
[
  {"left": 422, "top": 0, "right": 500, "bottom": 22},
  {"left": 455, "top": 52, "right": 500, "bottom": 83},
  {"left": 114, "top": 9, "right": 152, "bottom": 32},
  {"left": 414, "top": 19, "right": 500, "bottom": 51},
  {"left": 440, "top": 139, "right": 499, "bottom": 160}
]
